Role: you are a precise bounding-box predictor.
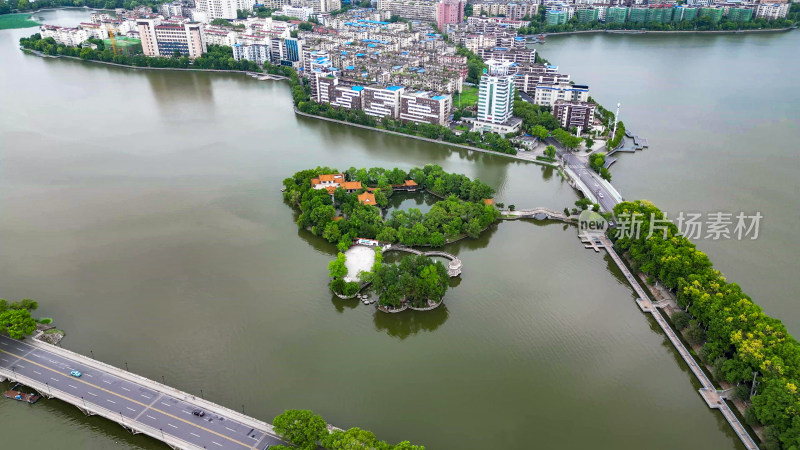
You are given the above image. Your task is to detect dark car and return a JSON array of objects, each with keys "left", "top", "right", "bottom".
[{"left": 192, "top": 409, "right": 205, "bottom": 417}]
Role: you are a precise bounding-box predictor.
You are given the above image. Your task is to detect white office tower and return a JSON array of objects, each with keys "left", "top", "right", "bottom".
[
  {"left": 477, "top": 59, "right": 515, "bottom": 125},
  {"left": 196, "top": 0, "right": 255, "bottom": 20}
]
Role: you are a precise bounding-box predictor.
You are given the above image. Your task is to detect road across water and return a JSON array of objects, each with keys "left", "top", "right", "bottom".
[{"left": 0, "top": 334, "right": 285, "bottom": 450}]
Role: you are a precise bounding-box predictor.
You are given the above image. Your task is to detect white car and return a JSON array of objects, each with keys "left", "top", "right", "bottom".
[{"left": 598, "top": 192, "right": 605, "bottom": 199}]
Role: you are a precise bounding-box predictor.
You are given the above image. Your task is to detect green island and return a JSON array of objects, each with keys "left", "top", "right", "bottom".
[
  {"left": 284, "top": 165, "right": 495, "bottom": 309},
  {"left": 271, "top": 409, "right": 423, "bottom": 450},
  {"left": 610, "top": 200, "right": 800, "bottom": 448},
  {"left": 282, "top": 165, "right": 499, "bottom": 250}
]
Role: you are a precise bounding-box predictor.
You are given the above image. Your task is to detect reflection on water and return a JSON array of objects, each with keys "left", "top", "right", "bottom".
[
  {"left": 372, "top": 305, "right": 449, "bottom": 339},
  {"left": 146, "top": 71, "right": 216, "bottom": 115},
  {"left": 384, "top": 191, "right": 437, "bottom": 215}
]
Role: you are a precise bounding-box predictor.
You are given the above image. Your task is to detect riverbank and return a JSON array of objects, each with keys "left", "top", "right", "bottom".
[
  {"left": 536, "top": 25, "right": 796, "bottom": 37},
  {"left": 21, "top": 47, "right": 270, "bottom": 76},
  {"left": 294, "top": 109, "right": 558, "bottom": 167}
]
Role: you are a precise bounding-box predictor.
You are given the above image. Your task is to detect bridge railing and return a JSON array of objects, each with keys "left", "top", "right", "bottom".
[
  {"left": 0, "top": 367, "right": 204, "bottom": 450},
  {"left": 24, "top": 338, "right": 277, "bottom": 438}
]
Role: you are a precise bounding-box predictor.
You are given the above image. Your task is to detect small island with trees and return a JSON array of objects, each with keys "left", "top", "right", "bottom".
[{"left": 283, "top": 165, "right": 498, "bottom": 311}]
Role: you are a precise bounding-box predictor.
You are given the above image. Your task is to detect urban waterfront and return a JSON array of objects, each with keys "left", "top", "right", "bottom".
[{"left": 1, "top": 9, "right": 798, "bottom": 449}]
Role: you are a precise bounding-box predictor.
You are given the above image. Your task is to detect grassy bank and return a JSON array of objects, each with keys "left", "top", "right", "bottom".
[{"left": 0, "top": 13, "right": 38, "bottom": 30}]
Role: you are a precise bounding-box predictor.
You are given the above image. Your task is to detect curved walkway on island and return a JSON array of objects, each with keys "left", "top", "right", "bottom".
[{"left": 382, "top": 246, "right": 462, "bottom": 277}]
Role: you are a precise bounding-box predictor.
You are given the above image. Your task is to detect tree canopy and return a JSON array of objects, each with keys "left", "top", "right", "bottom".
[
  {"left": 0, "top": 298, "right": 38, "bottom": 339},
  {"left": 283, "top": 165, "right": 499, "bottom": 252},
  {"left": 610, "top": 200, "right": 800, "bottom": 448},
  {"left": 273, "top": 409, "right": 327, "bottom": 450}
]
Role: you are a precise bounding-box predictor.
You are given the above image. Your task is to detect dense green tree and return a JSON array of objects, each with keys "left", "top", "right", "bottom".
[
  {"left": 272, "top": 409, "right": 327, "bottom": 450},
  {"left": 544, "top": 145, "right": 557, "bottom": 159},
  {"left": 328, "top": 252, "right": 348, "bottom": 279},
  {"left": 0, "top": 308, "right": 36, "bottom": 339}
]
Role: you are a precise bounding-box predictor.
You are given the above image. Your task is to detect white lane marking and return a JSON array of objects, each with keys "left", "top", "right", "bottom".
[
  {"left": 190, "top": 432, "right": 201, "bottom": 438},
  {"left": 120, "top": 387, "right": 130, "bottom": 391},
  {"left": 126, "top": 407, "right": 136, "bottom": 412},
  {"left": 160, "top": 402, "right": 170, "bottom": 407},
  {"left": 212, "top": 442, "right": 223, "bottom": 447},
  {"left": 33, "top": 370, "right": 41, "bottom": 375},
  {"left": 168, "top": 423, "right": 178, "bottom": 429},
  {"left": 0, "top": 342, "right": 7, "bottom": 346},
  {"left": 107, "top": 399, "right": 116, "bottom": 404},
  {"left": 103, "top": 380, "right": 112, "bottom": 384},
  {"left": 141, "top": 394, "right": 151, "bottom": 399},
  {"left": 87, "top": 392, "right": 98, "bottom": 396},
  {"left": 17, "top": 364, "right": 25, "bottom": 368},
  {"left": 0, "top": 358, "right": 7, "bottom": 362},
  {"left": 50, "top": 377, "right": 59, "bottom": 382},
  {"left": 68, "top": 384, "right": 78, "bottom": 389},
  {"left": 182, "top": 410, "right": 191, "bottom": 415},
  {"left": 146, "top": 415, "right": 157, "bottom": 420},
  {"left": 84, "top": 373, "right": 93, "bottom": 377},
  {"left": 225, "top": 427, "right": 236, "bottom": 432}
]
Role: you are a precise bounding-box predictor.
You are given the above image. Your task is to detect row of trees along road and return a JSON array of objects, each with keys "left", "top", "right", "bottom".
[
  {"left": 283, "top": 165, "right": 499, "bottom": 252},
  {"left": 272, "top": 409, "right": 424, "bottom": 450},
  {"left": 611, "top": 200, "right": 800, "bottom": 449}
]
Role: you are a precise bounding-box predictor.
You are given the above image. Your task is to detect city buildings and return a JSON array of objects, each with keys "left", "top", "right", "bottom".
[
  {"left": 137, "top": 19, "right": 207, "bottom": 58},
  {"left": 197, "top": 0, "right": 256, "bottom": 20},
  {"left": 553, "top": 100, "right": 597, "bottom": 134},
  {"left": 436, "top": 0, "right": 465, "bottom": 31},
  {"left": 232, "top": 43, "right": 270, "bottom": 65},
  {"left": 477, "top": 59, "right": 515, "bottom": 125},
  {"left": 376, "top": 0, "right": 438, "bottom": 21},
  {"left": 532, "top": 82, "right": 590, "bottom": 107},
  {"left": 399, "top": 91, "right": 452, "bottom": 126},
  {"left": 39, "top": 25, "right": 89, "bottom": 46},
  {"left": 363, "top": 85, "right": 406, "bottom": 119},
  {"left": 280, "top": 5, "right": 315, "bottom": 21}
]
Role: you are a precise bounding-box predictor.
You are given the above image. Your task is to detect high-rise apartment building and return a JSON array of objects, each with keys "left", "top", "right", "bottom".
[
  {"left": 436, "top": 0, "right": 464, "bottom": 31},
  {"left": 477, "top": 59, "right": 515, "bottom": 125}
]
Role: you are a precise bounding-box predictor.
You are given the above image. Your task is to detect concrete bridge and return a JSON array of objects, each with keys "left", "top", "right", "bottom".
[
  {"left": 384, "top": 246, "right": 462, "bottom": 277},
  {"left": 501, "top": 207, "right": 571, "bottom": 222},
  {"left": 0, "top": 334, "right": 285, "bottom": 450}
]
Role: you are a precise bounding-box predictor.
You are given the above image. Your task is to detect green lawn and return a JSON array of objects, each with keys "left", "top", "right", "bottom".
[
  {"left": 455, "top": 85, "right": 479, "bottom": 109},
  {"left": 0, "top": 13, "right": 39, "bottom": 30}
]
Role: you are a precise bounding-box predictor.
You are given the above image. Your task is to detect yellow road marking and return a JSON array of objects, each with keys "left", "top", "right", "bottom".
[{"left": 1, "top": 349, "right": 256, "bottom": 449}]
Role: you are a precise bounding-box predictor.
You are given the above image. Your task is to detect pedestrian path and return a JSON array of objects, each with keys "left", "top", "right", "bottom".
[{"left": 597, "top": 235, "right": 760, "bottom": 450}]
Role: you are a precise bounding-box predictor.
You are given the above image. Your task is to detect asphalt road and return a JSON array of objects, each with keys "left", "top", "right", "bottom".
[
  {"left": 0, "top": 334, "right": 285, "bottom": 450},
  {"left": 545, "top": 137, "right": 619, "bottom": 212}
]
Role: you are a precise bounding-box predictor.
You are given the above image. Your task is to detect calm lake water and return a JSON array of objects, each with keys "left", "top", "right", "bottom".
[{"left": 2, "top": 9, "right": 797, "bottom": 449}]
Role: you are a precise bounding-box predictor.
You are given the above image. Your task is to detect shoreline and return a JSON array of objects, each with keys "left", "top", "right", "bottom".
[
  {"left": 294, "top": 109, "right": 559, "bottom": 167},
  {"left": 539, "top": 26, "right": 796, "bottom": 37},
  {"left": 21, "top": 48, "right": 266, "bottom": 75}
]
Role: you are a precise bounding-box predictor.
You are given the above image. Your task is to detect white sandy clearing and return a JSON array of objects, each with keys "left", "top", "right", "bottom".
[{"left": 344, "top": 245, "right": 376, "bottom": 282}]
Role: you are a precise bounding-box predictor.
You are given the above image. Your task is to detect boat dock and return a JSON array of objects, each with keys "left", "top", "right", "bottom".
[{"left": 4, "top": 384, "right": 41, "bottom": 404}]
